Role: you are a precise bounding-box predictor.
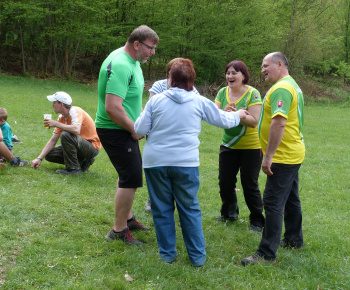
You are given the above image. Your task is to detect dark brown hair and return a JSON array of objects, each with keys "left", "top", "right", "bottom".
[{"left": 225, "top": 60, "right": 250, "bottom": 84}]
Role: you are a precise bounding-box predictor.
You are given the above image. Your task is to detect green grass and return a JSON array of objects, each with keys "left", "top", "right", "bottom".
[{"left": 0, "top": 74, "right": 349, "bottom": 289}]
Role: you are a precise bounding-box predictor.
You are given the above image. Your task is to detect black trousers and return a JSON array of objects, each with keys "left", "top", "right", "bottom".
[
  {"left": 218, "top": 146, "right": 264, "bottom": 226},
  {"left": 257, "top": 163, "right": 303, "bottom": 259}
]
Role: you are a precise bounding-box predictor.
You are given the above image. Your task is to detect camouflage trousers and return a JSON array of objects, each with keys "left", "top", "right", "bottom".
[{"left": 45, "top": 131, "right": 99, "bottom": 170}]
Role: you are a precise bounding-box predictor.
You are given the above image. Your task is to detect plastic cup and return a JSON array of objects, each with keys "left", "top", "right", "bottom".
[{"left": 44, "top": 114, "right": 52, "bottom": 129}]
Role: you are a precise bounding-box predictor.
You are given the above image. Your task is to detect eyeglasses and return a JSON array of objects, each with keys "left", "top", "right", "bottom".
[{"left": 139, "top": 41, "right": 156, "bottom": 52}]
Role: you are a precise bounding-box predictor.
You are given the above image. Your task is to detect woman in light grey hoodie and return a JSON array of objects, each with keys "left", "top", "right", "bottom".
[{"left": 134, "top": 58, "right": 248, "bottom": 267}]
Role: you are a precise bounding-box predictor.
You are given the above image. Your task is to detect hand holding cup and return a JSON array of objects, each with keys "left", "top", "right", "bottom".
[{"left": 44, "top": 114, "right": 52, "bottom": 129}]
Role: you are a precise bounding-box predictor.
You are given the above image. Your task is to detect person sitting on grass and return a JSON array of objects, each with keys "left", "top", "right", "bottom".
[
  {"left": 31, "top": 92, "right": 102, "bottom": 175},
  {"left": 0, "top": 127, "right": 28, "bottom": 169},
  {"left": 0, "top": 108, "right": 28, "bottom": 167}
]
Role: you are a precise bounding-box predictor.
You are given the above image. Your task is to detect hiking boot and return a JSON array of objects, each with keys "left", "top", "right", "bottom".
[
  {"left": 145, "top": 198, "right": 152, "bottom": 212},
  {"left": 55, "top": 169, "right": 82, "bottom": 175},
  {"left": 105, "top": 227, "right": 143, "bottom": 246},
  {"left": 12, "top": 135, "right": 22, "bottom": 143},
  {"left": 81, "top": 157, "right": 95, "bottom": 172},
  {"left": 280, "top": 238, "right": 303, "bottom": 249},
  {"left": 0, "top": 163, "right": 6, "bottom": 170},
  {"left": 127, "top": 215, "right": 151, "bottom": 231},
  {"left": 10, "top": 157, "right": 29, "bottom": 167},
  {"left": 249, "top": 225, "right": 263, "bottom": 232},
  {"left": 241, "top": 252, "right": 276, "bottom": 266}
]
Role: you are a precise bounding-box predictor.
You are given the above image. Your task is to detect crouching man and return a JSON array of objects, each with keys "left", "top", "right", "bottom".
[{"left": 31, "top": 91, "right": 101, "bottom": 175}]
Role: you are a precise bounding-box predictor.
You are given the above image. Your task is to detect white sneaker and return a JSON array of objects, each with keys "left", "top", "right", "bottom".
[{"left": 145, "top": 198, "right": 152, "bottom": 212}]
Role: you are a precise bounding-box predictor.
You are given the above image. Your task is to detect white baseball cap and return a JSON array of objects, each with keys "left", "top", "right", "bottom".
[{"left": 47, "top": 91, "right": 72, "bottom": 105}]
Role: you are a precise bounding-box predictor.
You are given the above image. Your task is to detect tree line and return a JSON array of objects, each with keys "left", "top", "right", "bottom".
[{"left": 0, "top": 0, "right": 349, "bottom": 89}]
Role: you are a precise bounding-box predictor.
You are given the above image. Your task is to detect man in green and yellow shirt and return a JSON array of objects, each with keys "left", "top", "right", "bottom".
[{"left": 242, "top": 52, "right": 305, "bottom": 266}]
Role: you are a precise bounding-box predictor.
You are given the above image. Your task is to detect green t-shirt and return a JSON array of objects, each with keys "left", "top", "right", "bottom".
[
  {"left": 215, "top": 86, "right": 262, "bottom": 149},
  {"left": 95, "top": 47, "right": 144, "bottom": 130}
]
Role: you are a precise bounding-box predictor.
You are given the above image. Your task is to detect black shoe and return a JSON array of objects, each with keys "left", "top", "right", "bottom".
[
  {"left": 215, "top": 216, "right": 238, "bottom": 222},
  {"left": 228, "top": 203, "right": 239, "bottom": 221},
  {"left": 249, "top": 225, "right": 263, "bottom": 232},
  {"left": 228, "top": 215, "right": 238, "bottom": 222},
  {"left": 55, "top": 169, "right": 82, "bottom": 175},
  {"left": 81, "top": 157, "right": 95, "bottom": 172},
  {"left": 280, "top": 238, "right": 303, "bottom": 249},
  {"left": 105, "top": 227, "right": 143, "bottom": 246},
  {"left": 215, "top": 216, "right": 228, "bottom": 222},
  {"left": 10, "top": 157, "right": 29, "bottom": 167},
  {"left": 12, "top": 135, "right": 22, "bottom": 143},
  {"left": 127, "top": 215, "right": 151, "bottom": 231},
  {"left": 241, "top": 253, "right": 276, "bottom": 266}
]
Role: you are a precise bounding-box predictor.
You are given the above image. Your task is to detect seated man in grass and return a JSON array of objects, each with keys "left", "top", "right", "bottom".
[
  {"left": 0, "top": 126, "right": 28, "bottom": 169},
  {"left": 31, "top": 92, "right": 101, "bottom": 175}
]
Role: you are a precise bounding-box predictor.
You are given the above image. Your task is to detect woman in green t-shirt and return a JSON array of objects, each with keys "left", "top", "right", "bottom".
[{"left": 214, "top": 60, "right": 265, "bottom": 232}]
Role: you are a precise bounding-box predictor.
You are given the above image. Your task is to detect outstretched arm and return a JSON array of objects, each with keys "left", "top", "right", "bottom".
[{"left": 31, "top": 134, "right": 60, "bottom": 169}]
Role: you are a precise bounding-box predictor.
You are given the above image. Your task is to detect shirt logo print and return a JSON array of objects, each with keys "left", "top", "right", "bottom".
[{"left": 277, "top": 101, "right": 283, "bottom": 108}]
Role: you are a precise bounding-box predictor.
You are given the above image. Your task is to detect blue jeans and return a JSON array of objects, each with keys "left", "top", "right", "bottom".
[
  {"left": 145, "top": 166, "right": 206, "bottom": 267},
  {"left": 257, "top": 163, "right": 303, "bottom": 259}
]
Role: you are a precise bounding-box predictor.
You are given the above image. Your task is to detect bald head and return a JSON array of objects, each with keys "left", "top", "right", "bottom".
[{"left": 262, "top": 52, "right": 289, "bottom": 83}]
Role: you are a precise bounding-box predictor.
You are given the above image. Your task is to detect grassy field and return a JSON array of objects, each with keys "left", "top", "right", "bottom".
[{"left": 0, "top": 74, "right": 349, "bottom": 289}]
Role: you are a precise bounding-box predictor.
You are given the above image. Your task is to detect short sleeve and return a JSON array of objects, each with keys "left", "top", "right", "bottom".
[
  {"left": 270, "top": 88, "right": 293, "bottom": 118},
  {"left": 247, "top": 89, "right": 262, "bottom": 107}
]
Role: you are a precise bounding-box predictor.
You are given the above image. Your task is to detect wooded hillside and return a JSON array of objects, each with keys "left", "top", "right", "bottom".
[{"left": 0, "top": 0, "right": 349, "bottom": 89}]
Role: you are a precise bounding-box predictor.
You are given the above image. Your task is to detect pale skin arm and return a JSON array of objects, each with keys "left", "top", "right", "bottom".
[
  {"left": 239, "top": 104, "right": 261, "bottom": 128},
  {"left": 215, "top": 102, "right": 250, "bottom": 124},
  {"left": 105, "top": 93, "right": 144, "bottom": 140},
  {"left": 216, "top": 102, "right": 237, "bottom": 112},
  {"left": 262, "top": 115, "right": 286, "bottom": 176},
  {"left": 31, "top": 134, "right": 60, "bottom": 169}
]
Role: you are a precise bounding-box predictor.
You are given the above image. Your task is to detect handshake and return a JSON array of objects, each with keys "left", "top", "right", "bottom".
[{"left": 224, "top": 103, "right": 250, "bottom": 119}]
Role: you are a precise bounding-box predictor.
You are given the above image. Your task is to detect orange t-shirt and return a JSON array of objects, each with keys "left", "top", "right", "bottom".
[{"left": 53, "top": 106, "right": 102, "bottom": 150}]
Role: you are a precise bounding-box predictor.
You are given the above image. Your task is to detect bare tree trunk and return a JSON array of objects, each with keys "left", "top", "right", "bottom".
[
  {"left": 284, "top": 0, "right": 298, "bottom": 58},
  {"left": 345, "top": 0, "right": 350, "bottom": 63},
  {"left": 69, "top": 39, "right": 81, "bottom": 75},
  {"left": 65, "top": 37, "right": 69, "bottom": 76},
  {"left": 19, "top": 24, "right": 26, "bottom": 73}
]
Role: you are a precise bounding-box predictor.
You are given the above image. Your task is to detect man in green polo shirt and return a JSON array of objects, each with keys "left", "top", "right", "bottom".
[
  {"left": 242, "top": 52, "right": 305, "bottom": 265},
  {"left": 96, "top": 25, "right": 159, "bottom": 246}
]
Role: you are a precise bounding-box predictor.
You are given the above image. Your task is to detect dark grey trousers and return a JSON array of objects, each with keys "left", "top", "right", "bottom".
[
  {"left": 257, "top": 163, "right": 303, "bottom": 259},
  {"left": 45, "top": 131, "right": 99, "bottom": 170}
]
